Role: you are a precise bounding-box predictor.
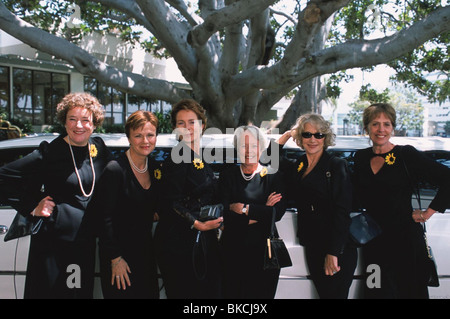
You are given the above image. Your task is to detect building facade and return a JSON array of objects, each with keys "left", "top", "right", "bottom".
[{"left": 0, "top": 30, "right": 188, "bottom": 133}]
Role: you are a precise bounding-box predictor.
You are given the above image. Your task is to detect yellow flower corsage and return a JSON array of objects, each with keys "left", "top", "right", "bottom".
[
  {"left": 154, "top": 168, "right": 162, "bottom": 180},
  {"left": 193, "top": 158, "right": 204, "bottom": 170},
  {"left": 385, "top": 153, "right": 396, "bottom": 165},
  {"left": 260, "top": 167, "right": 268, "bottom": 177},
  {"left": 89, "top": 144, "right": 98, "bottom": 158},
  {"left": 297, "top": 162, "right": 304, "bottom": 172}
]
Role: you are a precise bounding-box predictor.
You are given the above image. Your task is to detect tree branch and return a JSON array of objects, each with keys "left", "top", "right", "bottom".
[
  {"left": 187, "top": 0, "right": 277, "bottom": 47},
  {"left": 136, "top": 0, "right": 197, "bottom": 79},
  {"left": 226, "top": 4, "right": 450, "bottom": 101},
  {"left": 0, "top": 2, "right": 190, "bottom": 102}
]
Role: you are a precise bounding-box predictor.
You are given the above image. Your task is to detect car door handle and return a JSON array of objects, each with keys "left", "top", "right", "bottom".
[{"left": 0, "top": 225, "right": 8, "bottom": 235}]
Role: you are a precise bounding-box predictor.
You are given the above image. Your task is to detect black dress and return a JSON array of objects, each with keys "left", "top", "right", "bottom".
[
  {"left": 353, "top": 145, "right": 450, "bottom": 299},
  {"left": 272, "top": 142, "right": 356, "bottom": 299},
  {"left": 89, "top": 153, "right": 160, "bottom": 299},
  {"left": 219, "top": 165, "right": 286, "bottom": 299},
  {"left": 154, "top": 142, "right": 221, "bottom": 299},
  {"left": 0, "top": 134, "right": 111, "bottom": 299}
]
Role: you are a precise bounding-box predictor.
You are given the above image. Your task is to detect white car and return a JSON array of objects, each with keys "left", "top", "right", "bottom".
[{"left": 0, "top": 133, "right": 449, "bottom": 299}]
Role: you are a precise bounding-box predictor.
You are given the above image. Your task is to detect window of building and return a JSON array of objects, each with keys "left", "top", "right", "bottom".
[
  {"left": 84, "top": 76, "right": 125, "bottom": 125},
  {"left": 0, "top": 66, "right": 9, "bottom": 116},
  {"left": 84, "top": 76, "right": 173, "bottom": 124},
  {"left": 11, "top": 67, "right": 69, "bottom": 125}
]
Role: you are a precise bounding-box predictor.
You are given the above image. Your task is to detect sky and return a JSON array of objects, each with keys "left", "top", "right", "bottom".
[{"left": 335, "top": 65, "right": 395, "bottom": 114}]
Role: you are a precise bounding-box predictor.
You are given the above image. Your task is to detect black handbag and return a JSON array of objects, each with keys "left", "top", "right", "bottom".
[
  {"left": 349, "top": 210, "right": 382, "bottom": 246},
  {"left": 325, "top": 162, "right": 381, "bottom": 246},
  {"left": 263, "top": 208, "right": 292, "bottom": 270},
  {"left": 423, "top": 223, "right": 439, "bottom": 287},
  {"left": 4, "top": 212, "right": 43, "bottom": 242},
  {"left": 198, "top": 204, "right": 223, "bottom": 221},
  {"left": 402, "top": 151, "right": 439, "bottom": 287}
]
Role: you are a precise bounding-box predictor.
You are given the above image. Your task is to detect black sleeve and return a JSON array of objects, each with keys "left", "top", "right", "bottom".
[
  {"left": 0, "top": 141, "right": 48, "bottom": 216},
  {"left": 219, "top": 168, "right": 246, "bottom": 229},
  {"left": 402, "top": 145, "right": 450, "bottom": 213},
  {"left": 247, "top": 171, "right": 287, "bottom": 224},
  {"left": 160, "top": 157, "right": 197, "bottom": 227},
  {"left": 328, "top": 157, "right": 353, "bottom": 256},
  {"left": 92, "top": 160, "right": 124, "bottom": 260}
]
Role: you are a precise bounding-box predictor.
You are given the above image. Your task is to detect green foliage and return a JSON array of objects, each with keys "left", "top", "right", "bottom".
[
  {"left": 330, "top": 0, "right": 449, "bottom": 103},
  {"left": 347, "top": 85, "right": 425, "bottom": 135},
  {"left": 155, "top": 111, "right": 173, "bottom": 134},
  {"left": 444, "top": 121, "right": 450, "bottom": 135}
]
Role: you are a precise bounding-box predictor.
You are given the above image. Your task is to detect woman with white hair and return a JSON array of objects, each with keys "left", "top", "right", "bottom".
[
  {"left": 219, "top": 125, "right": 286, "bottom": 299},
  {"left": 275, "top": 113, "right": 356, "bottom": 299}
]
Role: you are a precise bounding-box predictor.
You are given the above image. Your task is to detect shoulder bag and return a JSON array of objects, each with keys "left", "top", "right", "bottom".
[{"left": 325, "top": 158, "right": 381, "bottom": 246}]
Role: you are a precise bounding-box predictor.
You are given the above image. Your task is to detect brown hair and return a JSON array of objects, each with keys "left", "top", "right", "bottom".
[
  {"left": 363, "top": 103, "right": 396, "bottom": 133},
  {"left": 291, "top": 113, "right": 335, "bottom": 150},
  {"left": 56, "top": 92, "right": 105, "bottom": 127},
  {"left": 125, "top": 110, "right": 159, "bottom": 138},
  {"left": 170, "top": 99, "right": 207, "bottom": 131}
]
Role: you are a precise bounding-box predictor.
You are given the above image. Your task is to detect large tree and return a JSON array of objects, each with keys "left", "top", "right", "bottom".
[{"left": 0, "top": 0, "right": 448, "bottom": 130}]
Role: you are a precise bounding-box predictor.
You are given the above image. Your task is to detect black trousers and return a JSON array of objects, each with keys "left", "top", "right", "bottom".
[{"left": 304, "top": 244, "right": 357, "bottom": 299}]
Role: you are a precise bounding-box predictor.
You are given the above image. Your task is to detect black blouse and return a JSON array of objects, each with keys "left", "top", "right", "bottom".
[
  {"left": 219, "top": 165, "right": 286, "bottom": 263},
  {"left": 0, "top": 134, "right": 111, "bottom": 242},
  {"left": 90, "top": 153, "right": 161, "bottom": 260},
  {"left": 158, "top": 142, "right": 218, "bottom": 229},
  {"left": 353, "top": 145, "right": 450, "bottom": 233},
  {"left": 271, "top": 142, "right": 353, "bottom": 256}
]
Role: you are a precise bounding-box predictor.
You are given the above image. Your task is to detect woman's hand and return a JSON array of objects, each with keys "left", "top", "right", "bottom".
[
  {"left": 277, "top": 130, "right": 293, "bottom": 145},
  {"left": 412, "top": 208, "right": 435, "bottom": 223},
  {"left": 266, "top": 192, "right": 282, "bottom": 207},
  {"left": 193, "top": 217, "right": 223, "bottom": 231},
  {"left": 111, "top": 257, "right": 131, "bottom": 290},
  {"left": 229, "top": 203, "right": 246, "bottom": 215},
  {"left": 31, "top": 196, "right": 55, "bottom": 217},
  {"left": 324, "top": 254, "right": 340, "bottom": 276}
]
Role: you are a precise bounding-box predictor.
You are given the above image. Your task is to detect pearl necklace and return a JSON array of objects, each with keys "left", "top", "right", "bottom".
[
  {"left": 67, "top": 137, "right": 96, "bottom": 198},
  {"left": 126, "top": 150, "right": 148, "bottom": 174},
  {"left": 240, "top": 164, "right": 262, "bottom": 181}
]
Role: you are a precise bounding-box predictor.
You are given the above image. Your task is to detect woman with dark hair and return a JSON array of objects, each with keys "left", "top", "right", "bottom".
[
  {"left": 90, "top": 110, "right": 161, "bottom": 299},
  {"left": 0, "top": 92, "right": 111, "bottom": 299},
  {"left": 155, "top": 99, "right": 222, "bottom": 299},
  {"left": 353, "top": 103, "right": 450, "bottom": 299}
]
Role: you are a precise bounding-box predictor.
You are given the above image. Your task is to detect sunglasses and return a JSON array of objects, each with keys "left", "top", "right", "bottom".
[{"left": 301, "top": 132, "right": 326, "bottom": 139}]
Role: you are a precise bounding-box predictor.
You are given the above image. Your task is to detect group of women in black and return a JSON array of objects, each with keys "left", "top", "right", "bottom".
[{"left": 0, "top": 93, "right": 448, "bottom": 299}]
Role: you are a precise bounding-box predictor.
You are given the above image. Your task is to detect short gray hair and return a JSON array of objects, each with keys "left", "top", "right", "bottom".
[{"left": 233, "top": 125, "right": 268, "bottom": 154}]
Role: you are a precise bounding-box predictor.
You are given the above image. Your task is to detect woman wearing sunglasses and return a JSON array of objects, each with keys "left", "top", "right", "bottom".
[{"left": 274, "top": 113, "right": 356, "bottom": 299}]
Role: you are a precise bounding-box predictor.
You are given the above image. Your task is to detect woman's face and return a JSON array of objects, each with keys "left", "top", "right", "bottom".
[
  {"left": 175, "top": 109, "right": 204, "bottom": 145},
  {"left": 238, "top": 131, "right": 260, "bottom": 165},
  {"left": 128, "top": 121, "right": 157, "bottom": 157},
  {"left": 301, "top": 123, "right": 325, "bottom": 156},
  {"left": 65, "top": 107, "right": 95, "bottom": 146},
  {"left": 368, "top": 112, "right": 394, "bottom": 148}
]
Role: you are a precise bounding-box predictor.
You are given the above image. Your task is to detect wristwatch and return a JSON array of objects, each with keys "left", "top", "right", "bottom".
[{"left": 242, "top": 204, "right": 248, "bottom": 215}]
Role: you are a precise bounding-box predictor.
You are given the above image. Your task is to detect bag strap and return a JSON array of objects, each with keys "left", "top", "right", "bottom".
[
  {"left": 269, "top": 207, "right": 276, "bottom": 238},
  {"left": 192, "top": 230, "right": 208, "bottom": 280},
  {"left": 400, "top": 147, "right": 428, "bottom": 233}
]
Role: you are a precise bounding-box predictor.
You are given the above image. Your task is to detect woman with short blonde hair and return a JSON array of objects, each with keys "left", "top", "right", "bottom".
[
  {"left": 291, "top": 113, "right": 336, "bottom": 150},
  {"left": 273, "top": 113, "right": 356, "bottom": 299}
]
